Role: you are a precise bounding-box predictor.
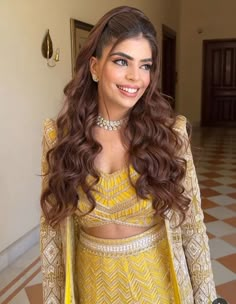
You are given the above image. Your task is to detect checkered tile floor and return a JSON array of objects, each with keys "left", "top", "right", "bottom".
[
  {"left": 0, "top": 126, "right": 235, "bottom": 303},
  {"left": 192, "top": 126, "right": 236, "bottom": 303}
]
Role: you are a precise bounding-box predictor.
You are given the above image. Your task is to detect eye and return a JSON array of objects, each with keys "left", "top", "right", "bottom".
[
  {"left": 141, "top": 64, "right": 152, "bottom": 71},
  {"left": 113, "top": 59, "right": 128, "bottom": 66}
]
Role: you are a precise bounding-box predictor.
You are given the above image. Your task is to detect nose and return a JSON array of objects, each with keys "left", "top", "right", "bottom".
[{"left": 126, "top": 66, "right": 140, "bottom": 81}]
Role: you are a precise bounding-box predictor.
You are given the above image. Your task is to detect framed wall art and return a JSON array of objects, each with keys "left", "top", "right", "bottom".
[{"left": 70, "top": 19, "right": 93, "bottom": 75}]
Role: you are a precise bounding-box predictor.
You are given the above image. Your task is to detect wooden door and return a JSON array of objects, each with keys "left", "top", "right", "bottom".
[
  {"left": 202, "top": 39, "right": 236, "bottom": 126},
  {"left": 162, "top": 25, "right": 176, "bottom": 109}
]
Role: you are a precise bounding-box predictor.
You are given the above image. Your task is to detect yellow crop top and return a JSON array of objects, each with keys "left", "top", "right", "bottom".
[
  {"left": 75, "top": 166, "right": 159, "bottom": 228},
  {"left": 42, "top": 118, "right": 161, "bottom": 229}
]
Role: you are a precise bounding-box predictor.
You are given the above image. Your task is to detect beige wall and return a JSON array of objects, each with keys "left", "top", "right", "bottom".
[
  {"left": 178, "top": 0, "right": 236, "bottom": 125},
  {"left": 0, "top": 1, "right": 179, "bottom": 252}
]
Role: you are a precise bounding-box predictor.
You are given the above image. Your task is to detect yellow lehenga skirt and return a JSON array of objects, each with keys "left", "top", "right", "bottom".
[{"left": 75, "top": 225, "right": 179, "bottom": 304}]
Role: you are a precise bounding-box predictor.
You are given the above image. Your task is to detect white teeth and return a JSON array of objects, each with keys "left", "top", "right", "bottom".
[{"left": 118, "top": 86, "right": 138, "bottom": 93}]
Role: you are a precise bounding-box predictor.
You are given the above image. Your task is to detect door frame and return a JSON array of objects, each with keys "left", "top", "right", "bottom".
[
  {"left": 201, "top": 38, "right": 236, "bottom": 126},
  {"left": 162, "top": 24, "right": 176, "bottom": 109}
]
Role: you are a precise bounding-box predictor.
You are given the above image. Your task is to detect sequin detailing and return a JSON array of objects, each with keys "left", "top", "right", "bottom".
[
  {"left": 79, "top": 225, "right": 165, "bottom": 256},
  {"left": 76, "top": 225, "right": 175, "bottom": 304},
  {"left": 76, "top": 166, "right": 159, "bottom": 228}
]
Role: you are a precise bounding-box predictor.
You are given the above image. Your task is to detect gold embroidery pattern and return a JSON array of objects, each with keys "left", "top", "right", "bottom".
[
  {"left": 76, "top": 168, "right": 159, "bottom": 228},
  {"left": 76, "top": 226, "right": 175, "bottom": 303},
  {"left": 40, "top": 119, "right": 65, "bottom": 304},
  {"left": 79, "top": 224, "right": 166, "bottom": 256},
  {"left": 172, "top": 116, "right": 217, "bottom": 304}
]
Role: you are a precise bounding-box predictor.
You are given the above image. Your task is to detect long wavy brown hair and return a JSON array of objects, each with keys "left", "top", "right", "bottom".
[{"left": 41, "top": 6, "right": 190, "bottom": 226}]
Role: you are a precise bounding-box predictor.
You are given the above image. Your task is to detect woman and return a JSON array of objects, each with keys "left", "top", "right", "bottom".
[{"left": 40, "top": 6, "right": 217, "bottom": 304}]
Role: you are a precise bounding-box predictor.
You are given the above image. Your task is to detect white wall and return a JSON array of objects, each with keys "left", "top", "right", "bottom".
[
  {"left": 0, "top": 1, "right": 179, "bottom": 252},
  {"left": 178, "top": 0, "right": 236, "bottom": 125}
]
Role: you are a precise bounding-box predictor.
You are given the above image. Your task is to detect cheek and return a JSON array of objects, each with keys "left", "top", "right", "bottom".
[
  {"left": 102, "top": 66, "right": 118, "bottom": 83},
  {"left": 143, "top": 74, "right": 151, "bottom": 88}
]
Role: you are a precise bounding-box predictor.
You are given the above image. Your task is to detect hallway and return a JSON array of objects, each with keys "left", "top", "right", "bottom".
[{"left": 0, "top": 126, "right": 236, "bottom": 303}]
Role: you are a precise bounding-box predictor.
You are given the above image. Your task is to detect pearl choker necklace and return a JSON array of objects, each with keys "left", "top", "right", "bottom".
[{"left": 96, "top": 115, "right": 127, "bottom": 131}]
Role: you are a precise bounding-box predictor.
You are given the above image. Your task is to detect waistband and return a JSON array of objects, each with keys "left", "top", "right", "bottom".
[{"left": 79, "top": 224, "right": 166, "bottom": 256}]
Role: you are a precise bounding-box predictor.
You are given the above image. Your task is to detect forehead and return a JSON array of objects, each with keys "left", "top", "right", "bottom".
[{"left": 102, "top": 36, "right": 152, "bottom": 59}]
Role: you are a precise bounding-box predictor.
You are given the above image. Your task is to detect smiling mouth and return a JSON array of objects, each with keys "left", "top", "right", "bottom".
[{"left": 117, "top": 85, "right": 139, "bottom": 94}]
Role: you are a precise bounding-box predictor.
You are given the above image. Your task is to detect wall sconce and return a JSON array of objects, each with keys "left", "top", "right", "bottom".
[{"left": 41, "top": 30, "right": 60, "bottom": 67}]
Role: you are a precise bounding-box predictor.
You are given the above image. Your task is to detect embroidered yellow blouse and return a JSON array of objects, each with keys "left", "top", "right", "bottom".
[{"left": 76, "top": 166, "right": 159, "bottom": 228}]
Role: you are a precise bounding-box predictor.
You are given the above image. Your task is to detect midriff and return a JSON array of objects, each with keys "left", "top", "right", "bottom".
[{"left": 82, "top": 223, "right": 154, "bottom": 239}]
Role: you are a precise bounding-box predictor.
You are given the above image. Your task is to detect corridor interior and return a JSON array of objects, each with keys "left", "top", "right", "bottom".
[{"left": 0, "top": 126, "right": 236, "bottom": 303}]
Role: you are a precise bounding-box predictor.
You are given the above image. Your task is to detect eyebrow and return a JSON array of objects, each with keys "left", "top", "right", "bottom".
[{"left": 110, "top": 52, "right": 152, "bottom": 63}]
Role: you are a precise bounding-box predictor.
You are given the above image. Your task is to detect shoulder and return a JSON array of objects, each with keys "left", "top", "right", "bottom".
[
  {"left": 172, "top": 115, "right": 187, "bottom": 135},
  {"left": 43, "top": 118, "right": 57, "bottom": 147},
  {"left": 173, "top": 115, "right": 191, "bottom": 156}
]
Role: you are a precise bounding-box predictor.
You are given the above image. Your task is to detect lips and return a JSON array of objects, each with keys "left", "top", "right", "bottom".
[{"left": 117, "top": 85, "right": 139, "bottom": 94}]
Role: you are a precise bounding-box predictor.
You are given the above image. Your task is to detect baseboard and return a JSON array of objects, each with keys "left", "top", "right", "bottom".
[{"left": 0, "top": 225, "right": 39, "bottom": 273}]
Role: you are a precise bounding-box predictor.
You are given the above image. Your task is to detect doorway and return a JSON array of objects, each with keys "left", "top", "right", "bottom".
[
  {"left": 162, "top": 25, "right": 176, "bottom": 109},
  {"left": 202, "top": 39, "right": 236, "bottom": 126}
]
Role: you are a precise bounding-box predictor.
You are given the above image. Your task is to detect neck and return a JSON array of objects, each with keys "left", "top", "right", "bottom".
[{"left": 98, "top": 105, "right": 129, "bottom": 121}]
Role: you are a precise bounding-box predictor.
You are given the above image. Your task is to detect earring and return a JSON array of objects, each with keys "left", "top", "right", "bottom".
[{"left": 92, "top": 74, "right": 99, "bottom": 82}]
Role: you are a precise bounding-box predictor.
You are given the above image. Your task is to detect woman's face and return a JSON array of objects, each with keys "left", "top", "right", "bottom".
[{"left": 90, "top": 35, "right": 153, "bottom": 119}]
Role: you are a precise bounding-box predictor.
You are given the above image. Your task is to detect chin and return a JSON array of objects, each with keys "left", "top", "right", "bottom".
[{"left": 120, "top": 103, "right": 137, "bottom": 112}]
